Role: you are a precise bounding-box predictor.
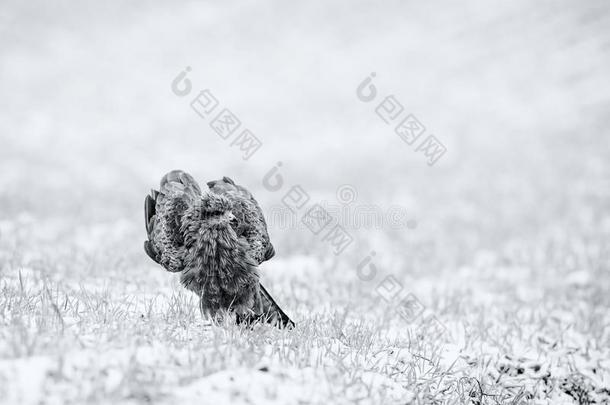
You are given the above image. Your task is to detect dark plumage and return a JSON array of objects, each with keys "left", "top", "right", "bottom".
[{"left": 144, "top": 170, "right": 294, "bottom": 328}]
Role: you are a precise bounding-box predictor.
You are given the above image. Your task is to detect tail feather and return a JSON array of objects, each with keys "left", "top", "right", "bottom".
[
  {"left": 237, "top": 284, "right": 295, "bottom": 328},
  {"left": 261, "top": 284, "right": 294, "bottom": 328}
]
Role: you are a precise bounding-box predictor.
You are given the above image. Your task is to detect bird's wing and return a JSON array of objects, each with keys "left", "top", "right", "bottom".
[
  {"left": 206, "top": 176, "right": 275, "bottom": 264},
  {"left": 144, "top": 170, "right": 202, "bottom": 272}
]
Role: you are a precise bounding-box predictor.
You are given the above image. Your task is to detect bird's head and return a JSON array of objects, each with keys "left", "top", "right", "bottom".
[{"left": 181, "top": 193, "right": 239, "bottom": 237}]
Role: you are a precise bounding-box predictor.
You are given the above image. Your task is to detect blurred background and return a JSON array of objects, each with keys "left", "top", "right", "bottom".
[
  {"left": 0, "top": 0, "right": 609, "bottom": 292},
  {"left": 2, "top": 2, "right": 609, "bottom": 402}
]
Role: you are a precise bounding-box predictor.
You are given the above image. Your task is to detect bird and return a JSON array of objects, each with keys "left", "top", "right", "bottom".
[{"left": 143, "top": 170, "right": 294, "bottom": 328}]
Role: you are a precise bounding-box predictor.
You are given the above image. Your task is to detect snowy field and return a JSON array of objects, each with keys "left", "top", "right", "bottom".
[{"left": 1, "top": 1, "right": 609, "bottom": 404}]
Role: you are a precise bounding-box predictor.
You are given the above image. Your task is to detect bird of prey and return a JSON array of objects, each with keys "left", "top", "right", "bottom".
[{"left": 143, "top": 170, "right": 294, "bottom": 328}]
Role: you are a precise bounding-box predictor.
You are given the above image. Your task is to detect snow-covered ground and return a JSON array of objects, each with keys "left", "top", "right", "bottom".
[{"left": 1, "top": 1, "right": 609, "bottom": 403}]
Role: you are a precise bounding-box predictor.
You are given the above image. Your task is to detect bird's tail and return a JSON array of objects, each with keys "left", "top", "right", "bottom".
[
  {"left": 259, "top": 284, "right": 295, "bottom": 328},
  {"left": 237, "top": 284, "right": 295, "bottom": 329}
]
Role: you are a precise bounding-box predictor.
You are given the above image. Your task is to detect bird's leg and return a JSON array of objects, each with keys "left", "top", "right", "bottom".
[
  {"left": 205, "top": 308, "right": 228, "bottom": 326},
  {"left": 198, "top": 296, "right": 218, "bottom": 325}
]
